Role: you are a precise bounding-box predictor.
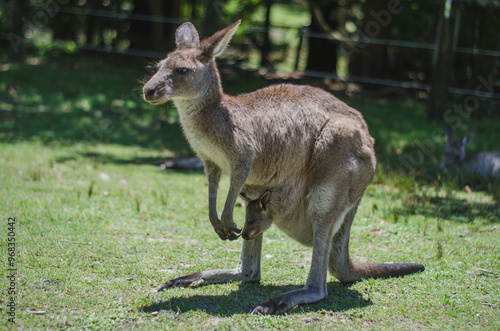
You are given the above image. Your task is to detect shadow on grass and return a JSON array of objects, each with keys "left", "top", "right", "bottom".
[
  {"left": 392, "top": 191, "right": 500, "bottom": 224},
  {"left": 141, "top": 282, "right": 371, "bottom": 316},
  {"left": 426, "top": 196, "right": 499, "bottom": 223}
]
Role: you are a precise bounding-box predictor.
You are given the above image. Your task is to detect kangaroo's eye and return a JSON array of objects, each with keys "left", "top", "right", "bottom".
[{"left": 176, "top": 68, "right": 191, "bottom": 74}]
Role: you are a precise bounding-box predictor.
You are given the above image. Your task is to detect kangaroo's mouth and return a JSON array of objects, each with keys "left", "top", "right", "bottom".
[
  {"left": 242, "top": 228, "right": 261, "bottom": 241},
  {"left": 144, "top": 96, "right": 171, "bottom": 105},
  {"left": 143, "top": 90, "right": 171, "bottom": 105}
]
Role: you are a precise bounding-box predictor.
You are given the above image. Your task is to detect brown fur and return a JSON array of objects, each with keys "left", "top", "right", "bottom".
[{"left": 143, "top": 20, "right": 424, "bottom": 315}]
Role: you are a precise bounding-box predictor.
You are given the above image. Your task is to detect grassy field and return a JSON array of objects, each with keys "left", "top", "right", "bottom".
[{"left": 1, "top": 53, "right": 499, "bottom": 330}]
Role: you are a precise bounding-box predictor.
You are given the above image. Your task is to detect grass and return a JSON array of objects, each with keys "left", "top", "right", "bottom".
[{"left": 1, "top": 52, "right": 499, "bottom": 330}]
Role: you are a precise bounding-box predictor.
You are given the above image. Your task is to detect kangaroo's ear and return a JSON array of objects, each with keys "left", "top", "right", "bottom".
[
  {"left": 175, "top": 22, "right": 200, "bottom": 49},
  {"left": 462, "top": 132, "right": 474, "bottom": 146},
  {"left": 259, "top": 191, "right": 271, "bottom": 211},
  {"left": 200, "top": 20, "right": 241, "bottom": 60},
  {"left": 445, "top": 125, "right": 456, "bottom": 143}
]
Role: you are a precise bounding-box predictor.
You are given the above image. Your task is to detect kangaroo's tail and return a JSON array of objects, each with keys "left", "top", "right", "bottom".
[
  {"left": 343, "top": 262, "right": 425, "bottom": 282},
  {"left": 329, "top": 202, "right": 424, "bottom": 283}
]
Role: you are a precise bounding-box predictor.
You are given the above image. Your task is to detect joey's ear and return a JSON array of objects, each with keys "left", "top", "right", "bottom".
[
  {"left": 445, "top": 125, "right": 456, "bottom": 143},
  {"left": 462, "top": 132, "right": 474, "bottom": 146},
  {"left": 200, "top": 20, "right": 241, "bottom": 60},
  {"left": 259, "top": 191, "right": 271, "bottom": 211},
  {"left": 175, "top": 22, "right": 200, "bottom": 49}
]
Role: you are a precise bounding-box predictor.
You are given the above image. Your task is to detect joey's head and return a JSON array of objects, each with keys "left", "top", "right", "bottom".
[
  {"left": 143, "top": 20, "right": 241, "bottom": 105},
  {"left": 242, "top": 191, "right": 273, "bottom": 241}
]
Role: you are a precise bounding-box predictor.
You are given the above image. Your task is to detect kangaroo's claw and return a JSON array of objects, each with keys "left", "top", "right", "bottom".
[
  {"left": 251, "top": 298, "right": 289, "bottom": 315},
  {"left": 226, "top": 231, "right": 240, "bottom": 241}
]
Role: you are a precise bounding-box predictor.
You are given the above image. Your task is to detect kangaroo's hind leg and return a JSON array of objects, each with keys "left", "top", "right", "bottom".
[
  {"left": 329, "top": 200, "right": 425, "bottom": 283},
  {"left": 251, "top": 117, "right": 376, "bottom": 315},
  {"left": 251, "top": 202, "right": 357, "bottom": 315}
]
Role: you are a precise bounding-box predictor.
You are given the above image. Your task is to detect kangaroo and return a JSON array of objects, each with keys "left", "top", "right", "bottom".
[
  {"left": 142, "top": 20, "right": 425, "bottom": 315},
  {"left": 240, "top": 191, "right": 273, "bottom": 241},
  {"left": 442, "top": 125, "right": 500, "bottom": 178}
]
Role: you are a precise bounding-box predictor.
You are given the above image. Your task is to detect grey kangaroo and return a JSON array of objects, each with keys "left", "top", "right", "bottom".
[
  {"left": 143, "top": 20, "right": 424, "bottom": 315},
  {"left": 442, "top": 125, "right": 500, "bottom": 178},
  {"left": 240, "top": 190, "right": 273, "bottom": 241}
]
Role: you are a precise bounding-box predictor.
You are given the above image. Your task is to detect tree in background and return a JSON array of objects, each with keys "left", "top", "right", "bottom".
[
  {"left": 2, "top": 0, "right": 497, "bottom": 119},
  {"left": 6, "top": 0, "right": 30, "bottom": 61},
  {"left": 129, "top": 0, "right": 180, "bottom": 52},
  {"left": 201, "top": 0, "right": 223, "bottom": 36},
  {"left": 452, "top": 3, "right": 499, "bottom": 118},
  {"left": 306, "top": 0, "right": 338, "bottom": 73}
]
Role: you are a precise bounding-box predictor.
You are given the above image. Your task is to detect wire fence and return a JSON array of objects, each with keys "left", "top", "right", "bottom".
[{"left": 1, "top": 3, "right": 499, "bottom": 100}]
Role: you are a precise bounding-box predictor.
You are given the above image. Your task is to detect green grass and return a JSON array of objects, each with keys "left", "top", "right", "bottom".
[{"left": 1, "top": 53, "right": 499, "bottom": 330}]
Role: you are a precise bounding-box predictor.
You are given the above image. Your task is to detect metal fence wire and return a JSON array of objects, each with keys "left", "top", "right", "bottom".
[{"left": 1, "top": 2, "right": 499, "bottom": 100}]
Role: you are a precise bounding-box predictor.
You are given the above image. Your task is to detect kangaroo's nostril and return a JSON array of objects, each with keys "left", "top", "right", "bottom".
[{"left": 145, "top": 88, "right": 155, "bottom": 98}]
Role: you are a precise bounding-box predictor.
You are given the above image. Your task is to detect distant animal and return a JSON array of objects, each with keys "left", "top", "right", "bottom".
[
  {"left": 142, "top": 20, "right": 425, "bottom": 315},
  {"left": 442, "top": 125, "right": 500, "bottom": 178}
]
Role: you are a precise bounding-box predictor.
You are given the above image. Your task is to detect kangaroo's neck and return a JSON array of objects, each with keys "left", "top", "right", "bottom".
[{"left": 173, "top": 62, "right": 224, "bottom": 116}]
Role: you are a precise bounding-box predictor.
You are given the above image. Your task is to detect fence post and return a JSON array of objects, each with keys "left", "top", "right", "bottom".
[
  {"left": 294, "top": 27, "right": 305, "bottom": 71},
  {"left": 427, "top": 0, "right": 461, "bottom": 121}
]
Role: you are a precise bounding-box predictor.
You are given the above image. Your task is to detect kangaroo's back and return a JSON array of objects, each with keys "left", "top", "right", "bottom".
[{"left": 223, "top": 84, "right": 373, "bottom": 187}]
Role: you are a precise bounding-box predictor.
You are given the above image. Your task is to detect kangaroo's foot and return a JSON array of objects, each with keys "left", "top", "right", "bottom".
[
  {"left": 251, "top": 299, "right": 283, "bottom": 315},
  {"left": 159, "top": 234, "right": 263, "bottom": 292},
  {"left": 158, "top": 272, "right": 206, "bottom": 291},
  {"left": 251, "top": 286, "right": 327, "bottom": 315}
]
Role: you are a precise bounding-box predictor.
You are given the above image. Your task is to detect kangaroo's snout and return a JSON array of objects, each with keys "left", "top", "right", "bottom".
[
  {"left": 142, "top": 78, "right": 170, "bottom": 105},
  {"left": 241, "top": 226, "right": 260, "bottom": 241}
]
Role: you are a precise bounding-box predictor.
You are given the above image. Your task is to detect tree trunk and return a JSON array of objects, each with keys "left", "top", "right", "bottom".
[
  {"left": 306, "top": 0, "right": 338, "bottom": 73},
  {"left": 129, "top": 0, "right": 180, "bottom": 52},
  {"left": 347, "top": 0, "right": 389, "bottom": 79},
  {"left": 427, "top": 4, "right": 460, "bottom": 121},
  {"left": 201, "top": 0, "right": 223, "bottom": 37},
  {"left": 8, "top": 0, "right": 30, "bottom": 61},
  {"left": 260, "top": 0, "right": 273, "bottom": 68}
]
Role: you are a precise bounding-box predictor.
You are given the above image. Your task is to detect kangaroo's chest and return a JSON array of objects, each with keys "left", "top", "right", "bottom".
[
  {"left": 194, "top": 138, "right": 231, "bottom": 172},
  {"left": 180, "top": 121, "right": 231, "bottom": 173}
]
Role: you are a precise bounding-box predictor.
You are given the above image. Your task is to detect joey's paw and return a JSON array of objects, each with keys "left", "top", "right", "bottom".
[{"left": 251, "top": 299, "right": 289, "bottom": 315}]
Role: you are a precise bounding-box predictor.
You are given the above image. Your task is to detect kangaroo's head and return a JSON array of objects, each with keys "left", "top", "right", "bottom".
[
  {"left": 143, "top": 20, "right": 241, "bottom": 105},
  {"left": 441, "top": 125, "right": 474, "bottom": 169},
  {"left": 242, "top": 191, "right": 273, "bottom": 241}
]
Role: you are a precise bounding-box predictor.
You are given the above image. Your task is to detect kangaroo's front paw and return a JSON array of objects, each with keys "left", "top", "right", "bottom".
[
  {"left": 209, "top": 216, "right": 230, "bottom": 240},
  {"left": 221, "top": 216, "right": 242, "bottom": 241},
  {"left": 226, "top": 230, "right": 241, "bottom": 241},
  {"left": 214, "top": 227, "right": 229, "bottom": 241},
  {"left": 158, "top": 272, "right": 205, "bottom": 291}
]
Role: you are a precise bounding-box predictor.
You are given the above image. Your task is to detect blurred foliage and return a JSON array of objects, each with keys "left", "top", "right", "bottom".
[{"left": 0, "top": 0, "right": 498, "bottom": 117}]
